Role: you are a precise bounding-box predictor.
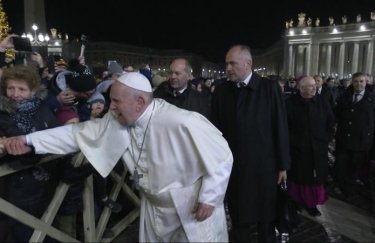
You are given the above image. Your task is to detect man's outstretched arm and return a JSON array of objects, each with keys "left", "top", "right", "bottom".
[{"left": 2, "top": 125, "right": 78, "bottom": 156}]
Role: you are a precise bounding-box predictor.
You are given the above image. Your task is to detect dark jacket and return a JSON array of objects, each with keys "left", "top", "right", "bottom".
[
  {"left": 335, "top": 87, "right": 375, "bottom": 151},
  {"left": 211, "top": 73, "right": 291, "bottom": 224},
  {"left": 317, "top": 84, "right": 336, "bottom": 109},
  {"left": 285, "top": 94, "right": 335, "bottom": 184},
  {"left": 154, "top": 81, "right": 211, "bottom": 119},
  {"left": 0, "top": 86, "right": 59, "bottom": 217}
]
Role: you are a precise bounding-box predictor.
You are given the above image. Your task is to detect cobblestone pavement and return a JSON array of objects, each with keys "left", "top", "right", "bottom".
[{"left": 113, "top": 209, "right": 357, "bottom": 243}]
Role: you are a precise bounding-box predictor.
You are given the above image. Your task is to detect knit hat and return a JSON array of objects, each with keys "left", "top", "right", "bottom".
[
  {"left": 55, "top": 106, "right": 79, "bottom": 124},
  {"left": 87, "top": 92, "right": 106, "bottom": 105},
  {"left": 66, "top": 64, "right": 97, "bottom": 92},
  {"left": 117, "top": 72, "right": 152, "bottom": 92},
  {"left": 108, "top": 62, "right": 123, "bottom": 75}
]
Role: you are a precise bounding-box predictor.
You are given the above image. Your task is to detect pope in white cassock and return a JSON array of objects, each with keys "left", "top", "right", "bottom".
[{"left": 3, "top": 72, "right": 233, "bottom": 242}]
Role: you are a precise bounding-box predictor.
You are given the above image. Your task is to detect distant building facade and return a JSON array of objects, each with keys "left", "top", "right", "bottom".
[
  {"left": 67, "top": 41, "right": 223, "bottom": 78},
  {"left": 255, "top": 13, "right": 375, "bottom": 79},
  {"left": 285, "top": 16, "right": 375, "bottom": 79}
]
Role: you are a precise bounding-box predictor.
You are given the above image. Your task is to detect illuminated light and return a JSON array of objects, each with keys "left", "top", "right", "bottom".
[
  {"left": 302, "top": 29, "right": 307, "bottom": 35},
  {"left": 289, "top": 30, "right": 295, "bottom": 36},
  {"left": 332, "top": 28, "right": 338, "bottom": 34},
  {"left": 360, "top": 25, "right": 366, "bottom": 31},
  {"left": 38, "top": 33, "right": 44, "bottom": 42},
  {"left": 32, "top": 24, "right": 38, "bottom": 31}
]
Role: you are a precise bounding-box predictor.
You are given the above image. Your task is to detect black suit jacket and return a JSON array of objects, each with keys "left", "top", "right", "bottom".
[{"left": 211, "top": 72, "right": 291, "bottom": 224}]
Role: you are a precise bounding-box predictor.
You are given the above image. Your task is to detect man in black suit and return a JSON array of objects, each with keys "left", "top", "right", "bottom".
[
  {"left": 153, "top": 58, "right": 211, "bottom": 119},
  {"left": 334, "top": 72, "right": 375, "bottom": 196},
  {"left": 211, "top": 45, "right": 291, "bottom": 242}
]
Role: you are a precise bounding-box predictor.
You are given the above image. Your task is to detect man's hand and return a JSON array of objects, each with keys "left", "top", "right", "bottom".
[
  {"left": 0, "top": 33, "right": 17, "bottom": 51},
  {"left": 31, "top": 52, "right": 44, "bottom": 68},
  {"left": 91, "top": 107, "right": 102, "bottom": 118},
  {"left": 278, "top": 170, "right": 287, "bottom": 184},
  {"left": 192, "top": 202, "right": 214, "bottom": 222},
  {"left": 78, "top": 56, "right": 86, "bottom": 65},
  {"left": 3, "top": 136, "right": 32, "bottom": 155},
  {"left": 57, "top": 89, "right": 75, "bottom": 105}
]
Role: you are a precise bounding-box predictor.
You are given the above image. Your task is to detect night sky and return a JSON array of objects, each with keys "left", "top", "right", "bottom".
[{"left": 2, "top": 0, "right": 375, "bottom": 62}]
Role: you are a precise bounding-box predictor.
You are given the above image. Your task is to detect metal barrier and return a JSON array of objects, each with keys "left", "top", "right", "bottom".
[{"left": 0, "top": 152, "right": 140, "bottom": 242}]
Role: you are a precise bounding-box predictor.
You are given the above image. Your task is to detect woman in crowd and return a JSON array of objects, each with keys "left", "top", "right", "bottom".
[{"left": 0, "top": 65, "right": 59, "bottom": 242}]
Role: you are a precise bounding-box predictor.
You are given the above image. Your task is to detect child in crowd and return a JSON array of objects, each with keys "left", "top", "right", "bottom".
[{"left": 53, "top": 106, "right": 90, "bottom": 238}]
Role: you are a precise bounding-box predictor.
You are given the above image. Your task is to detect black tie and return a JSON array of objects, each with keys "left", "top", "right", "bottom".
[{"left": 237, "top": 82, "right": 246, "bottom": 88}]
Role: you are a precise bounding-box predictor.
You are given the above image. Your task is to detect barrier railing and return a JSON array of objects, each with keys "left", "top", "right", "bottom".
[{"left": 0, "top": 152, "right": 140, "bottom": 242}]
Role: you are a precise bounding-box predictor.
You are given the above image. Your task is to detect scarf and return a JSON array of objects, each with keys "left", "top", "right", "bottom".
[{"left": 10, "top": 96, "right": 42, "bottom": 133}]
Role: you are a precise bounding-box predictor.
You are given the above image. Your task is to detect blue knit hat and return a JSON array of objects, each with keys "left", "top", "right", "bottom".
[{"left": 87, "top": 92, "right": 105, "bottom": 105}]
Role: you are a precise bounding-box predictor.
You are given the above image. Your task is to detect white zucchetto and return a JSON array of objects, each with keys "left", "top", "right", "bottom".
[{"left": 117, "top": 72, "right": 152, "bottom": 92}]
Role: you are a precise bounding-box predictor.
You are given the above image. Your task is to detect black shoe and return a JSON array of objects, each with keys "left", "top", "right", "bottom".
[
  {"left": 103, "top": 198, "right": 122, "bottom": 213},
  {"left": 306, "top": 207, "right": 321, "bottom": 217}
]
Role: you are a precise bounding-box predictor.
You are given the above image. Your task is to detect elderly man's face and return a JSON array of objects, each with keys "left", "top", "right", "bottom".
[
  {"left": 225, "top": 47, "right": 252, "bottom": 82},
  {"left": 109, "top": 81, "right": 141, "bottom": 126},
  {"left": 299, "top": 78, "right": 316, "bottom": 98},
  {"left": 168, "top": 59, "right": 191, "bottom": 91}
]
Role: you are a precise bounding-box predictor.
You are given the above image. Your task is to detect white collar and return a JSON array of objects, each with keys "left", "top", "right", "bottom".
[
  {"left": 175, "top": 85, "right": 187, "bottom": 94},
  {"left": 242, "top": 72, "right": 252, "bottom": 86},
  {"left": 354, "top": 90, "right": 365, "bottom": 96},
  {"left": 134, "top": 101, "right": 155, "bottom": 129}
]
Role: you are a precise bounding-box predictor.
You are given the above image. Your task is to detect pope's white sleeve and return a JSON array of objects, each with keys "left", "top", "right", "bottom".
[
  {"left": 27, "top": 124, "right": 79, "bottom": 154},
  {"left": 199, "top": 152, "right": 233, "bottom": 207}
]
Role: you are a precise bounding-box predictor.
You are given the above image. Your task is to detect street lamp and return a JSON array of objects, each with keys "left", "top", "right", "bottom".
[
  {"left": 22, "top": 23, "right": 50, "bottom": 46},
  {"left": 32, "top": 24, "right": 38, "bottom": 42}
]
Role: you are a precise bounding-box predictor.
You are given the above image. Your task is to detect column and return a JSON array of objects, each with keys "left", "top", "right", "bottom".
[
  {"left": 310, "top": 43, "right": 320, "bottom": 75},
  {"left": 288, "top": 44, "right": 294, "bottom": 77},
  {"left": 352, "top": 41, "right": 359, "bottom": 73},
  {"left": 305, "top": 44, "right": 311, "bottom": 75},
  {"left": 24, "top": 0, "right": 47, "bottom": 33},
  {"left": 366, "top": 40, "right": 374, "bottom": 74},
  {"left": 338, "top": 42, "right": 345, "bottom": 79},
  {"left": 325, "top": 44, "right": 332, "bottom": 77}
]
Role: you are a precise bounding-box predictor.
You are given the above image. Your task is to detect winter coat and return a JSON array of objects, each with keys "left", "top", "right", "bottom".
[
  {"left": 335, "top": 88, "right": 375, "bottom": 151},
  {"left": 0, "top": 85, "right": 59, "bottom": 218},
  {"left": 154, "top": 81, "right": 211, "bottom": 119},
  {"left": 285, "top": 94, "right": 335, "bottom": 184},
  {"left": 211, "top": 73, "right": 291, "bottom": 224}
]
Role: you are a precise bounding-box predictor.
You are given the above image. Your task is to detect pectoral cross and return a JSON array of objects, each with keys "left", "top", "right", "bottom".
[{"left": 130, "top": 168, "right": 143, "bottom": 190}]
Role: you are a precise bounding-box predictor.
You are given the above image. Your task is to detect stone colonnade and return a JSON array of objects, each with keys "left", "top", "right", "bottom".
[{"left": 285, "top": 22, "right": 375, "bottom": 79}]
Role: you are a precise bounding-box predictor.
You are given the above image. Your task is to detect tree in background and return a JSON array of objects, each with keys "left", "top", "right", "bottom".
[{"left": 0, "top": 0, "right": 14, "bottom": 62}]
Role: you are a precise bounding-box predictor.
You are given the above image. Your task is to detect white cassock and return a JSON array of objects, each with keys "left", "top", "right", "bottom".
[{"left": 27, "top": 98, "right": 233, "bottom": 242}]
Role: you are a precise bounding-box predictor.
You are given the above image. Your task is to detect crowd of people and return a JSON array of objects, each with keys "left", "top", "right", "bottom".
[{"left": 0, "top": 33, "right": 374, "bottom": 243}]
